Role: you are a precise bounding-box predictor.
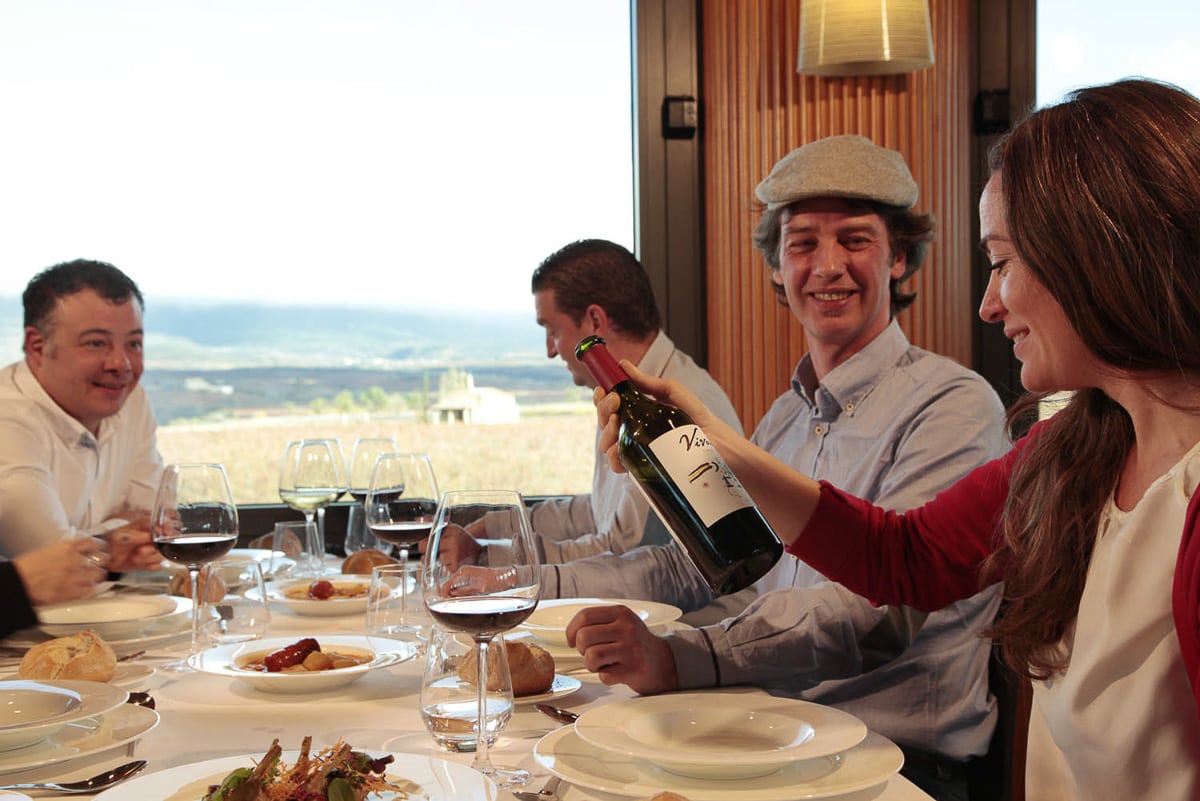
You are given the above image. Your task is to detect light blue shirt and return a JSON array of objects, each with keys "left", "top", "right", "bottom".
[{"left": 545, "top": 321, "right": 1009, "bottom": 761}]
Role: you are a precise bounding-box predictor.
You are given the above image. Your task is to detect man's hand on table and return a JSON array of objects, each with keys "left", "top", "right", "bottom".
[
  {"left": 14, "top": 538, "right": 108, "bottom": 605},
  {"left": 101, "top": 513, "right": 164, "bottom": 572},
  {"left": 566, "top": 604, "right": 679, "bottom": 695}
]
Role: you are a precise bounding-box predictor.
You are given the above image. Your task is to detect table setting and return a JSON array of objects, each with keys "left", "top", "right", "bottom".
[{"left": 0, "top": 457, "right": 933, "bottom": 800}]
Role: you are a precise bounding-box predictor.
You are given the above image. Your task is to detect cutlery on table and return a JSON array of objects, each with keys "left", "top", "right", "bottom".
[
  {"left": 512, "top": 775, "right": 563, "bottom": 801},
  {"left": 0, "top": 759, "right": 146, "bottom": 794},
  {"left": 535, "top": 703, "right": 579, "bottom": 724}
]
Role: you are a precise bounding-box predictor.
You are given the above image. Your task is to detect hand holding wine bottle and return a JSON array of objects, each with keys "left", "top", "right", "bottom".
[{"left": 577, "top": 335, "right": 782, "bottom": 595}]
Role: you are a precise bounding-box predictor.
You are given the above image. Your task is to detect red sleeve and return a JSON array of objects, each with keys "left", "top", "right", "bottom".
[
  {"left": 788, "top": 435, "right": 1029, "bottom": 611},
  {"left": 1175, "top": 488, "right": 1200, "bottom": 715}
]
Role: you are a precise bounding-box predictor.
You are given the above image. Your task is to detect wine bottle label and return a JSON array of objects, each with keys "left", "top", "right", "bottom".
[{"left": 647, "top": 425, "right": 753, "bottom": 525}]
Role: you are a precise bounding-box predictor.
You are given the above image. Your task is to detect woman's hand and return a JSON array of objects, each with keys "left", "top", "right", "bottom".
[{"left": 594, "top": 359, "right": 745, "bottom": 473}]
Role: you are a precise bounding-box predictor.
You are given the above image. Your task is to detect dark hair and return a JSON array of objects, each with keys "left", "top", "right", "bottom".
[
  {"left": 23, "top": 259, "right": 144, "bottom": 332},
  {"left": 531, "top": 239, "right": 662, "bottom": 338},
  {"left": 751, "top": 200, "right": 936, "bottom": 314},
  {"left": 980, "top": 78, "right": 1200, "bottom": 679}
]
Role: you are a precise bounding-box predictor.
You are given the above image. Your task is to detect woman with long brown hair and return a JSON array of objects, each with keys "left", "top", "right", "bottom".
[{"left": 595, "top": 78, "right": 1200, "bottom": 798}]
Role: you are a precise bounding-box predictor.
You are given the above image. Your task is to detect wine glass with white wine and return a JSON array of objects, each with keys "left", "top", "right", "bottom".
[
  {"left": 278, "top": 439, "right": 345, "bottom": 576},
  {"left": 422, "top": 489, "right": 540, "bottom": 786},
  {"left": 151, "top": 463, "right": 239, "bottom": 673}
]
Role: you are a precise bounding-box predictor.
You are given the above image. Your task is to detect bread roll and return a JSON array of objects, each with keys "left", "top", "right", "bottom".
[
  {"left": 18, "top": 629, "right": 118, "bottom": 682},
  {"left": 168, "top": 568, "right": 227, "bottom": 601},
  {"left": 341, "top": 548, "right": 398, "bottom": 575},
  {"left": 459, "top": 640, "right": 555, "bottom": 697}
]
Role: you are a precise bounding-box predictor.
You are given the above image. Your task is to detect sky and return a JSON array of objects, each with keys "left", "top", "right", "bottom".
[
  {"left": 0, "top": 1, "right": 634, "bottom": 314},
  {"left": 1037, "top": 1, "right": 1200, "bottom": 103}
]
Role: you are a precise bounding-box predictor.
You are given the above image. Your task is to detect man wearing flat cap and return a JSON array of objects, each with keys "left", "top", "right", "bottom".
[{"left": 556, "top": 135, "right": 1009, "bottom": 800}]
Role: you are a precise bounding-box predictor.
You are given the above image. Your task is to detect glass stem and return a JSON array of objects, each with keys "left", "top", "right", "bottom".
[
  {"left": 188, "top": 566, "right": 202, "bottom": 658},
  {"left": 304, "top": 512, "right": 320, "bottom": 574},
  {"left": 472, "top": 636, "right": 494, "bottom": 773},
  {"left": 399, "top": 547, "right": 409, "bottom": 613}
]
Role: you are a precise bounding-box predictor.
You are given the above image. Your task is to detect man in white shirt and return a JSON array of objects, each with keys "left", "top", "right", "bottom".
[
  {"left": 0, "top": 259, "right": 164, "bottom": 571},
  {"left": 528, "top": 239, "right": 743, "bottom": 562}
]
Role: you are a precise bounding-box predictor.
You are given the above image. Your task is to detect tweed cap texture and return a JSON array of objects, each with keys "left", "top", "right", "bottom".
[{"left": 755, "top": 135, "right": 919, "bottom": 210}]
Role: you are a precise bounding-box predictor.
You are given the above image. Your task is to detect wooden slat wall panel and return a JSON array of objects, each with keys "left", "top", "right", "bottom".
[{"left": 702, "top": 0, "right": 973, "bottom": 430}]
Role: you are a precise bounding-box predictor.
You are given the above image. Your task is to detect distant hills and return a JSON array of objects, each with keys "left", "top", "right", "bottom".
[{"left": 0, "top": 299, "right": 578, "bottom": 424}]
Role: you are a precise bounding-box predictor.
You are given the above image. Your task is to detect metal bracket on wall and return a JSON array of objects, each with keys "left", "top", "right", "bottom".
[{"left": 662, "top": 95, "right": 698, "bottom": 139}]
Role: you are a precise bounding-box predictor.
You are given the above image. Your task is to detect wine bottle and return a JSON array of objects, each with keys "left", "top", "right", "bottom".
[{"left": 575, "top": 335, "right": 782, "bottom": 594}]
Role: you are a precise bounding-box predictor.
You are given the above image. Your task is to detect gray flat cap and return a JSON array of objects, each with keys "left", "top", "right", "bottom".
[{"left": 755, "top": 135, "right": 919, "bottom": 210}]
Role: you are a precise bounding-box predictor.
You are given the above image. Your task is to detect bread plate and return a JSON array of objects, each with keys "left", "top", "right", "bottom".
[
  {"left": 519, "top": 597, "right": 682, "bottom": 647},
  {"left": 189, "top": 635, "right": 418, "bottom": 693}
]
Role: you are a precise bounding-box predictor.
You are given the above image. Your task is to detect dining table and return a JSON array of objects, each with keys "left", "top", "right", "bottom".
[{"left": 0, "top": 566, "right": 936, "bottom": 801}]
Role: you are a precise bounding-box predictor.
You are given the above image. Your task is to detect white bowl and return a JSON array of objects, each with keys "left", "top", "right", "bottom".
[
  {"left": 0, "top": 680, "right": 127, "bottom": 752},
  {"left": 520, "top": 597, "right": 682, "bottom": 647},
  {"left": 38, "top": 594, "right": 183, "bottom": 639},
  {"left": 256, "top": 579, "right": 373, "bottom": 617},
  {"left": 190, "top": 635, "right": 418, "bottom": 693},
  {"left": 572, "top": 692, "right": 868, "bottom": 780}
]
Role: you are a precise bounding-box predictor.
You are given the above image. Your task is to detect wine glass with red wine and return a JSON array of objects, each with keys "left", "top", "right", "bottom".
[
  {"left": 364, "top": 452, "right": 439, "bottom": 565},
  {"left": 151, "top": 463, "right": 239, "bottom": 672},
  {"left": 422, "top": 490, "right": 540, "bottom": 786}
]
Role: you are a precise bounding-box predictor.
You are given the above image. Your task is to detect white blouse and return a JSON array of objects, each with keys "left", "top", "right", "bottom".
[{"left": 1025, "top": 441, "right": 1200, "bottom": 799}]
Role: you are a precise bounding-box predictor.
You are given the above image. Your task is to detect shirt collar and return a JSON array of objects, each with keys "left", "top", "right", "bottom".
[
  {"left": 10, "top": 359, "right": 113, "bottom": 448},
  {"left": 790, "top": 320, "right": 911, "bottom": 417},
  {"left": 635, "top": 331, "right": 678, "bottom": 378}
]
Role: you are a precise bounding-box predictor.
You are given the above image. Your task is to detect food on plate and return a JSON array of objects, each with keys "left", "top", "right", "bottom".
[
  {"left": 17, "top": 629, "right": 118, "bottom": 682},
  {"left": 641, "top": 794, "right": 691, "bottom": 801},
  {"left": 281, "top": 580, "right": 369, "bottom": 601},
  {"left": 202, "top": 736, "right": 419, "bottom": 801},
  {"left": 341, "top": 548, "right": 398, "bottom": 575},
  {"left": 249, "top": 529, "right": 303, "bottom": 557},
  {"left": 237, "top": 637, "right": 372, "bottom": 673},
  {"left": 168, "top": 568, "right": 227, "bottom": 602},
  {"left": 458, "top": 639, "right": 555, "bottom": 696}
]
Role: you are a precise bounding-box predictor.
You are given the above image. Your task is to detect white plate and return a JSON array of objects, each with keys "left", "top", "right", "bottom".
[
  {"left": 5, "top": 598, "right": 193, "bottom": 658},
  {"left": 0, "top": 662, "right": 154, "bottom": 691},
  {"left": 190, "top": 635, "right": 418, "bottom": 693},
  {"left": 535, "top": 726, "right": 902, "bottom": 801},
  {"left": 254, "top": 578, "right": 373, "bottom": 617},
  {"left": 573, "top": 692, "right": 867, "bottom": 780},
  {"left": 514, "top": 674, "right": 582, "bottom": 706},
  {"left": 38, "top": 594, "right": 182, "bottom": 639},
  {"left": 92, "top": 748, "right": 498, "bottom": 801},
  {"left": 0, "top": 680, "right": 128, "bottom": 752},
  {"left": 520, "top": 598, "right": 682, "bottom": 647},
  {"left": 0, "top": 704, "right": 159, "bottom": 776}
]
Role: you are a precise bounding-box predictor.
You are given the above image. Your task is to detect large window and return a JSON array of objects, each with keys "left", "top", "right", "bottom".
[{"left": 0, "top": 2, "right": 635, "bottom": 504}]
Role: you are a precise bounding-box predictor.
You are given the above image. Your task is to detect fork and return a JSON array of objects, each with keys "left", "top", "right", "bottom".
[{"left": 512, "top": 775, "right": 563, "bottom": 801}]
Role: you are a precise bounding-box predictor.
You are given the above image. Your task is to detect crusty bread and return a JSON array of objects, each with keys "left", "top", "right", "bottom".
[
  {"left": 168, "top": 568, "right": 227, "bottom": 601},
  {"left": 341, "top": 548, "right": 398, "bottom": 575},
  {"left": 459, "top": 640, "right": 555, "bottom": 697},
  {"left": 18, "top": 629, "right": 118, "bottom": 682}
]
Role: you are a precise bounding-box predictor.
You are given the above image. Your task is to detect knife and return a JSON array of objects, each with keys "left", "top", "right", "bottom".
[{"left": 535, "top": 702, "right": 579, "bottom": 724}]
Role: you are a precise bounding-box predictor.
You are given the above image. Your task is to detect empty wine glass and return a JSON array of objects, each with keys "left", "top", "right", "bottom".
[
  {"left": 278, "top": 439, "right": 346, "bottom": 576},
  {"left": 423, "top": 489, "right": 540, "bottom": 786},
  {"left": 151, "top": 463, "right": 239, "bottom": 672},
  {"left": 346, "top": 438, "right": 398, "bottom": 553},
  {"left": 365, "top": 452, "right": 439, "bottom": 566}
]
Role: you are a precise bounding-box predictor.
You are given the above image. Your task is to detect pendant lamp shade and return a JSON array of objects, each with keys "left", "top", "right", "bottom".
[{"left": 797, "top": 0, "right": 935, "bottom": 77}]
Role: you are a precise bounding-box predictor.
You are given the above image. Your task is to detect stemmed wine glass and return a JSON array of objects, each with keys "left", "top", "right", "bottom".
[
  {"left": 365, "top": 452, "right": 439, "bottom": 565},
  {"left": 346, "top": 438, "right": 398, "bottom": 552},
  {"left": 423, "top": 490, "right": 540, "bottom": 786},
  {"left": 278, "top": 439, "right": 346, "bottom": 576},
  {"left": 151, "top": 463, "right": 239, "bottom": 673}
]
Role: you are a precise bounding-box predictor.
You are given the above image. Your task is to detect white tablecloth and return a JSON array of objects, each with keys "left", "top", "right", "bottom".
[{"left": 8, "top": 596, "right": 934, "bottom": 801}]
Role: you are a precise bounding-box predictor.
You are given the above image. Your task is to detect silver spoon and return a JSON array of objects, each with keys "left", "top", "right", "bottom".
[{"left": 0, "top": 759, "right": 147, "bottom": 794}]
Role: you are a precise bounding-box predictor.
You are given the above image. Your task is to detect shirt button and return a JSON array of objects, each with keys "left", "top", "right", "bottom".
[
  {"left": 814, "top": 424, "right": 827, "bottom": 435},
  {"left": 845, "top": 402, "right": 855, "bottom": 413}
]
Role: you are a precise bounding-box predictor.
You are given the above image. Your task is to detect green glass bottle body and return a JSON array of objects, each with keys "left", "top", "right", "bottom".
[{"left": 575, "top": 335, "right": 782, "bottom": 595}]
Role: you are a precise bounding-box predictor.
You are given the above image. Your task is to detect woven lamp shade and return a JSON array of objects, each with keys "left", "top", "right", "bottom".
[{"left": 797, "top": 0, "right": 934, "bottom": 77}]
